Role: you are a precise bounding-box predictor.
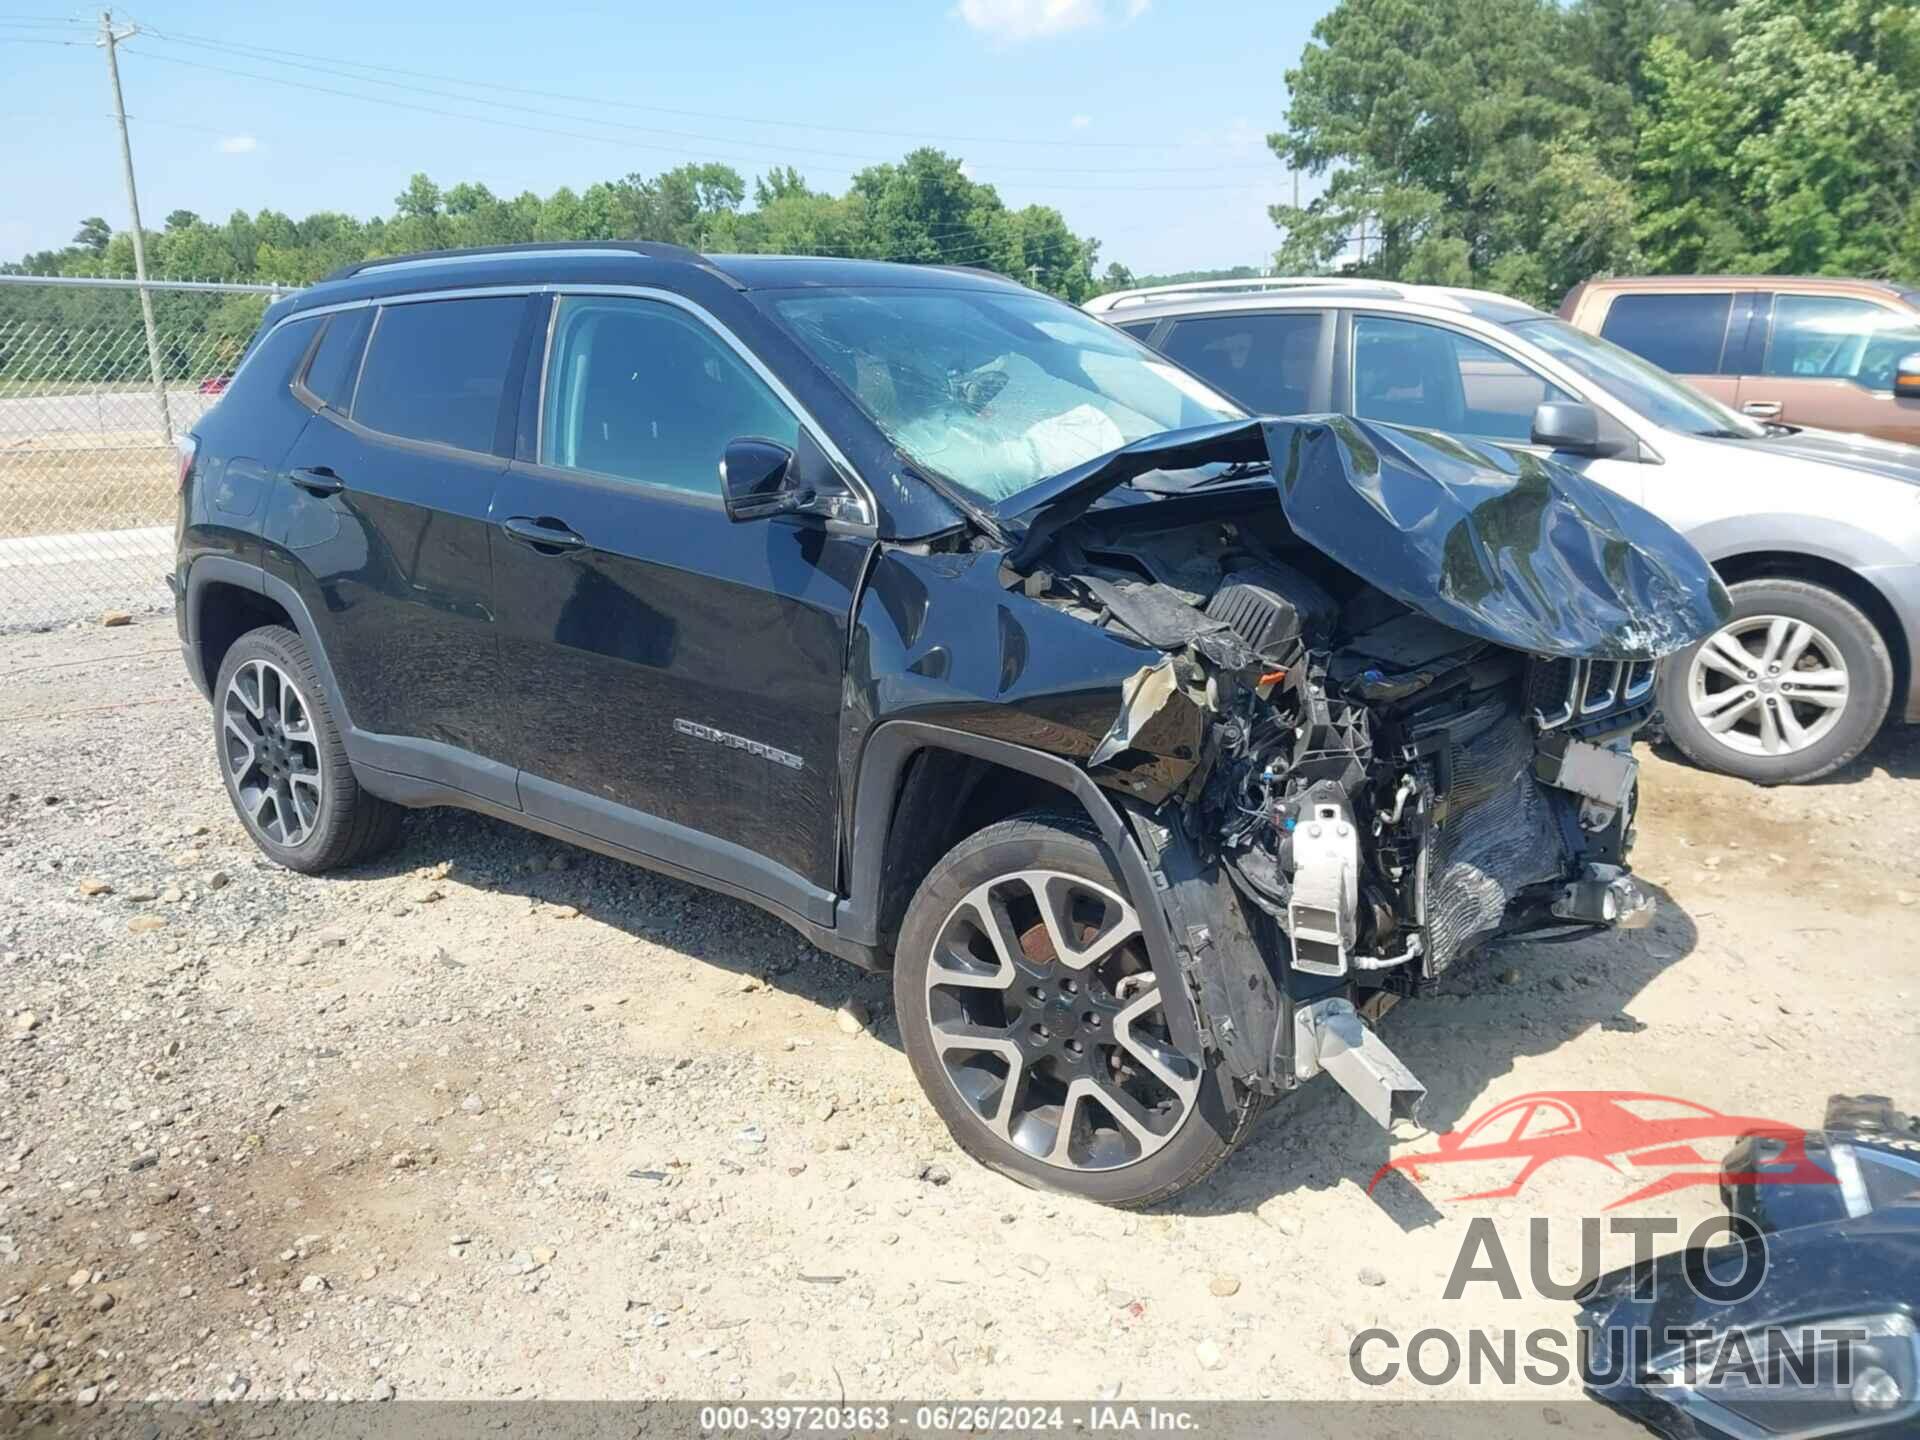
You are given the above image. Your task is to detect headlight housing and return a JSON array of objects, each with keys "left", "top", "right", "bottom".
[{"left": 1647, "top": 1311, "right": 1917, "bottom": 1436}]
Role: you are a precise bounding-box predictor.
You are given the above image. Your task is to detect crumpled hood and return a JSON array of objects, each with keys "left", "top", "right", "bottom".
[{"left": 1002, "top": 415, "right": 1729, "bottom": 661}]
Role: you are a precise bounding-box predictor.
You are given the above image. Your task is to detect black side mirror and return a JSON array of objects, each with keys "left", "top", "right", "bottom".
[
  {"left": 1531, "top": 400, "right": 1602, "bottom": 455},
  {"left": 1895, "top": 353, "right": 1920, "bottom": 399},
  {"left": 719, "top": 437, "right": 811, "bottom": 523}
]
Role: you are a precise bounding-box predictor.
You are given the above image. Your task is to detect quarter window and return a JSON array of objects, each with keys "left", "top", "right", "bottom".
[
  {"left": 1352, "top": 316, "right": 1569, "bottom": 442},
  {"left": 539, "top": 296, "right": 799, "bottom": 495},
  {"left": 1763, "top": 294, "right": 1920, "bottom": 392},
  {"left": 352, "top": 296, "right": 525, "bottom": 454},
  {"left": 300, "top": 309, "right": 372, "bottom": 413},
  {"left": 1158, "top": 312, "right": 1322, "bottom": 416},
  {"left": 1598, "top": 292, "right": 1732, "bottom": 375}
]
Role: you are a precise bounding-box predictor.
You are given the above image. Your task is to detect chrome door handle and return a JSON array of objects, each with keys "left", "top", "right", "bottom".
[
  {"left": 502, "top": 516, "right": 586, "bottom": 553},
  {"left": 289, "top": 466, "right": 344, "bottom": 496},
  {"left": 1741, "top": 400, "right": 1782, "bottom": 418}
]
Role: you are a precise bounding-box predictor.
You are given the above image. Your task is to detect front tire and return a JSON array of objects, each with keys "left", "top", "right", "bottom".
[
  {"left": 1659, "top": 578, "right": 1892, "bottom": 785},
  {"left": 894, "top": 811, "right": 1256, "bottom": 1207},
  {"left": 213, "top": 625, "right": 402, "bottom": 873}
]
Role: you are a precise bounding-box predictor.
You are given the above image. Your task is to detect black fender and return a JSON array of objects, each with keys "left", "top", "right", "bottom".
[
  {"left": 183, "top": 554, "right": 342, "bottom": 703},
  {"left": 839, "top": 720, "right": 1207, "bottom": 1064}
]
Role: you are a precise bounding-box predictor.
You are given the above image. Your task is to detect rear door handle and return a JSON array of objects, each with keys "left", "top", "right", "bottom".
[
  {"left": 1741, "top": 400, "right": 1782, "bottom": 418},
  {"left": 289, "top": 465, "right": 344, "bottom": 496},
  {"left": 502, "top": 516, "right": 587, "bottom": 553}
]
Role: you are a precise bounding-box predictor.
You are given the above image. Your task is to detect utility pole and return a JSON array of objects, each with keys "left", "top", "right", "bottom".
[
  {"left": 1028, "top": 263, "right": 1042, "bottom": 289},
  {"left": 99, "top": 9, "right": 172, "bottom": 443}
]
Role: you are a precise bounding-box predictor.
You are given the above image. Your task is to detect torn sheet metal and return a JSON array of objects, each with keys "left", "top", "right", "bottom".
[
  {"left": 1001, "top": 416, "right": 1729, "bottom": 662},
  {"left": 1088, "top": 657, "right": 1203, "bottom": 772}
]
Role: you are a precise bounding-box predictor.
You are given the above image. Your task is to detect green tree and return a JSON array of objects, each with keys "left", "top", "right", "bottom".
[
  {"left": 1267, "top": 0, "right": 1641, "bottom": 303},
  {"left": 72, "top": 217, "right": 111, "bottom": 254},
  {"left": 1634, "top": 0, "right": 1920, "bottom": 277}
]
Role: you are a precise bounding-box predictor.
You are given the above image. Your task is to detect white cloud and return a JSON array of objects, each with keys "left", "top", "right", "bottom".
[
  {"left": 954, "top": 0, "right": 1146, "bottom": 42},
  {"left": 1071, "top": 113, "right": 1092, "bottom": 129},
  {"left": 218, "top": 135, "right": 258, "bottom": 155}
]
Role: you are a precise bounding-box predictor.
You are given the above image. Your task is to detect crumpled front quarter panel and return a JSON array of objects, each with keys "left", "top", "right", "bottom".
[
  {"left": 1269, "top": 418, "right": 1730, "bottom": 660},
  {"left": 842, "top": 547, "right": 1172, "bottom": 822}
]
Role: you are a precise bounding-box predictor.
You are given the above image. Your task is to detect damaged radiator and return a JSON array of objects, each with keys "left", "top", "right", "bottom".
[{"left": 1417, "top": 700, "right": 1570, "bottom": 974}]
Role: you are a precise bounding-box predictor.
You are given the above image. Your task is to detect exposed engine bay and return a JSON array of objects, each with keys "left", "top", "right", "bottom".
[
  {"left": 1019, "top": 504, "right": 1655, "bottom": 987},
  {"left": 984, "top": 417, "right": 1728, "bottom": 1125}
]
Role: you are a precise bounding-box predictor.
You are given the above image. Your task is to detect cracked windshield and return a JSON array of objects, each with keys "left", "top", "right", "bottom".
[{"left": 770, "top": 288, "right": 1241, "bottom": 503}]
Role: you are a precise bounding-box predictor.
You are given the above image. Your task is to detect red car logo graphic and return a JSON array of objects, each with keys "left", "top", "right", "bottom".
[{"left": 1368, "top": 1091, "right": 1837, "bottom": 1209}]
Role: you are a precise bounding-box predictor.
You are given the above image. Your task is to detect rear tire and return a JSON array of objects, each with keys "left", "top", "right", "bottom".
[
  {"left": 894, "top": 811, "right": 1258, "bottom": 1208},
  {"left": 1658, "top": 578, "right": 1891, "bottom": 785},
  {"left": 213, "top": 625, "right": 403, "bottom": 873}
]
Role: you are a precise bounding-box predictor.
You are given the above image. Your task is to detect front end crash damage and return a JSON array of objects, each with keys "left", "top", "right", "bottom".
[{"left": 993, "top": 416, "right": 1728, "bottom": 1128}]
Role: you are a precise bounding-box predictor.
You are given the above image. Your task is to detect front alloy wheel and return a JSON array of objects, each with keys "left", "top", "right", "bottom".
[
  {"left": 895, "top": 812, "right": 1258, "bottom": 1207},
  {"left": 924, "top": 869, "right": 1200, "bottom": 1172}
]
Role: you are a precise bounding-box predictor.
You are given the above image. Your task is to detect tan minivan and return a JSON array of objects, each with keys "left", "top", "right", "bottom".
[{"left": 1559, "top": 275, "right": 1920, "bottom": 444}]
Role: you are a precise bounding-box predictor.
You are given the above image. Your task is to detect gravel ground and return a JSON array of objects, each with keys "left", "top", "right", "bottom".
[{"left": 2, "top": 616, "right": 1916, "bottom": 1417}]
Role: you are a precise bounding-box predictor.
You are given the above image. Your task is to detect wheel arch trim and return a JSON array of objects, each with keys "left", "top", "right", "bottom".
[{"left": 841, "top": 720, "right": 1205, "bottom": 1059}]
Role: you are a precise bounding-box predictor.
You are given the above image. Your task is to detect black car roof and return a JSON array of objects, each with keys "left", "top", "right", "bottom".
[{"left": 294, "top": 241, "right": 1023, "bottom": 315}]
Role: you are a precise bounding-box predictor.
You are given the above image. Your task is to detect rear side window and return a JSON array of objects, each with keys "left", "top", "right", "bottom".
[
  {"left": 352, "top": 296, "right": 524, "bottom": 453},
  {"left": 300, "top": 309, "right": 372, "bottom": 413},
  {"left": 1598, "top": 292, "right": 1731, "bottom": 375},
  {"left": 1157, "top": 312, "right": 1322, "bottom": 416}
]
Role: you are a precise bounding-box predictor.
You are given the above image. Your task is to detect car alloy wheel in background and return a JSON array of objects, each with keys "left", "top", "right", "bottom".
[
  {"left": 1686, "top": 614, "right": 1850, "bottom": 760},
  {"left": 1659, "top": 577, "right": 1893, "bottom": 786}
]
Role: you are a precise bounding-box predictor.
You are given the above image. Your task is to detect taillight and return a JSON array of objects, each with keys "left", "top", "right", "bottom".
[{"left": 175, "top": 434, "right": 198, "bottom": 493}]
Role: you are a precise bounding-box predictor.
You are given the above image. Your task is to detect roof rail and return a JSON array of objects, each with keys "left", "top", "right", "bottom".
[
  {"left": 320, "top": 239, "right": 704, "bottom": 284},
  {"left": 1085, "top": 276, "right": 1376, "bottom": 313}
]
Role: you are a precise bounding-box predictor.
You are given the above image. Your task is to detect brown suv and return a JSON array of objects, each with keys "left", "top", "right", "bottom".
[{"left": 1560, "top": 276, "right": 1920, "bottom": 445}]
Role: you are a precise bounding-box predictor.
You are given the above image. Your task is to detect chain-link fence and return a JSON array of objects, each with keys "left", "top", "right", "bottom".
[{"left": 0, "top": 276, "right": 294, "bottom": 631}]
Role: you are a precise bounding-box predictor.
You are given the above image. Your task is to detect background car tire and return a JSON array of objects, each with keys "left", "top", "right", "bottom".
[
  {"left": 213, "top": 625, "right": 403, "bottom": 873},
  {"left": 894, "top": 810, "right": 1260, "bottom": 1208},
  {"left": 1658, "top": 578, "right": 1892, "bottom": 785}
]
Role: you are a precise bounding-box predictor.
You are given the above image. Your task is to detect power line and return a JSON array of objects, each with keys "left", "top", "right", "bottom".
[
  {"left": 116, "top": 48, "right": 1271, "bottom": 194},
  {"left": 125, "top": 32, "right": 1277, "bottom": 178},
  {"left": 124, "top": 21, "right": 1252, "bottom": 154}
]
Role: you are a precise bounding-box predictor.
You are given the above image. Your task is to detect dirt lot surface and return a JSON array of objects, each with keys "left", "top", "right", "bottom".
[{"left": 2, "top": 617, "right": 1916, "bottom": 1417}]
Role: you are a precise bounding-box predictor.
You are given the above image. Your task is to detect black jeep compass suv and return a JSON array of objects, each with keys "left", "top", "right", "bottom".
[{"left": 173, "top": 242, "right": 1725, "bottom": 1206}]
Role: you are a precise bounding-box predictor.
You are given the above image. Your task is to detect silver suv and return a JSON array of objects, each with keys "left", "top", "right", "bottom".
[{"left": 1088, "top": 278, "right": 1920, "bottom": 784}]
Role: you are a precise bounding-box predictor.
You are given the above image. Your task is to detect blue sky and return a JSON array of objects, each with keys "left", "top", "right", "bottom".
[{"left": 0, "top": 0, "right": 1331, "bottom": 275}]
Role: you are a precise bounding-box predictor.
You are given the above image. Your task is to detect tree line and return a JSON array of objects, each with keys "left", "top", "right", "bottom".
[
  {"left": 0, "top": 147, "right": 1119, "bottom": 375},
  {"left": 1269, "top": 0, "right": 1920, "bottom": 305}
]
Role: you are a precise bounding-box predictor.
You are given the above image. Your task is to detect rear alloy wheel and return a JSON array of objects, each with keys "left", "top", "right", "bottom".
[
  {"left": 223, "top": 656, "right": 325, "bottom": 847},
  {"left": 213, "top": 625, "right": 403, "bottom": 872},
  {"left": 895, "top": 813, "right": 1256, "bottom": 1207},
  {"left": 1659, "top": 578, "right": 1892, "bottom": 785}
]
